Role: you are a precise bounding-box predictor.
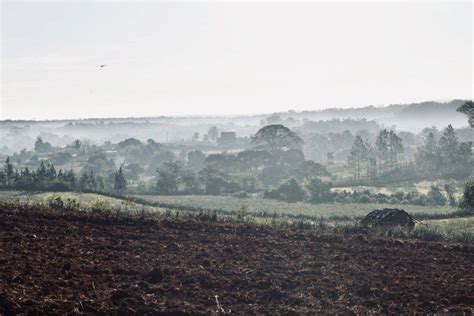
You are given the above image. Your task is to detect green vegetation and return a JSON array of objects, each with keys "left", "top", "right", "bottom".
[
  {"left": 0, "top": 190, "right": 164, "bottom": 216},
  {"left": 133, "top": 194, "right": 460, "bottom": 220}
]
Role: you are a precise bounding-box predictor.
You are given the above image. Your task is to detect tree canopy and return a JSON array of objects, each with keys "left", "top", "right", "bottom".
[
  {"left": 457, "top": 100, "right": 474, "bottom": 127},
  {"left": 251, "top": 124, "right": 303, "bottom": 154}
]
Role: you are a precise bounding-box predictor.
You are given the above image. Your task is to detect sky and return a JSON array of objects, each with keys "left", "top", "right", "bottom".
[{"left": 1, "top": 1, "right": 472, "bottom": 120}]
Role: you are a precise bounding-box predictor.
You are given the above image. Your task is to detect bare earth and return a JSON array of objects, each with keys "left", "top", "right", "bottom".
[{"left": 1, "top": 206, "right": 473, "bottom": 315}]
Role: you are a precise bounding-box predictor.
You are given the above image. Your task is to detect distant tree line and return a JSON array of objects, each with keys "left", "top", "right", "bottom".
[
  {"left": 346, "top": 125, "right": 472, "bottom": 181},
  {"left": 0, "top": 158, "right": 127, "bottom": 193},
  {"left": 263, "top": 176, "right": 457, "bottom": 207}
]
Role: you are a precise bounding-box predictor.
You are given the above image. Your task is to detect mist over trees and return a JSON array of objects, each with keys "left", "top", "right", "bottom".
[{"left": 0, "top": 100, "right": 472, "bottom": 209}]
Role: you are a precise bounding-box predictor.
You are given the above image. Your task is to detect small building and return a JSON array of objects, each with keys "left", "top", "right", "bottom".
[{"left": 217, "top": 132, "right": 237, "bottom": 145}]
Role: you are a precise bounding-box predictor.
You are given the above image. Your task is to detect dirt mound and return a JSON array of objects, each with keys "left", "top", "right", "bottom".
[
  {"left": 361, "top": 208, "right": 415, "bottom": 229},
  {"left": 1, "top": 206, "right": 473, "bottom": 314}
]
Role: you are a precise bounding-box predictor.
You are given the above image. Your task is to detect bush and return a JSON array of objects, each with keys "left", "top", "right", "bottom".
[
  {"left": 235, "top": 205, "right": 254, "bottom": 223},
  {"left": 357, "top": 194, "right": 372, "bottom": 203},
  {"left": 306, "top": 178, "right": 333, "bottom": 203},
  {"left": 263, "top": 178, "right": 305, "bottom": 203},
  {"left": 427, "top": 185, "right": 447, "bottom": 206}
]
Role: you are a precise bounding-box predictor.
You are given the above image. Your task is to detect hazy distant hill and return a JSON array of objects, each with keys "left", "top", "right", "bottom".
[
  {"left": 0, "top": 99, "right": 470, "bottom": 152},
  {"left": 275, "top": 100, "right": 469, "bottom": 131}
]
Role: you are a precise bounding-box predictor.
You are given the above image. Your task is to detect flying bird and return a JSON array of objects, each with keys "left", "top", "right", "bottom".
[{"left": 100, "top": 64, "right": 106, "bottom": 68}]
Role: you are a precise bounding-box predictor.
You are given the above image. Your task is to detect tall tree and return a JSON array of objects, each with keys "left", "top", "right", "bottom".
[
  {"left": 113, "top": 167, "right": 127, "bottom": 193},
  {"left": 375, "top": 129, "right": 389, "bottom": 173},
  {"left": 365, "top": 142, "right": 377, "bottom": 178},
  {"left": 156, "top": 162, "right": 182, "bottom": 195},
  {"left": 4, "top": 157, "right": 14, "bottom": 186},
  {"left": 457, "top": 100, "right": 474, "bottom": 127},
  {"left": 387, "top": 130, "right": 404, "bottom": 170},
  {"left": 348, "top": 136, "right": 367, "bottom": 179},
  {"left": 251, "top": 124, "right": 303, "bottom": 154},
  {"left": 207, "top": 126, "right": 219, "bottom": 142}
]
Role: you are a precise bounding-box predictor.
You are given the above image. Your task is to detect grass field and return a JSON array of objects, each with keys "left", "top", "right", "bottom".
[
  {"left": 0, "top": 190, "right": 164, "bottom": 215},
  {"left": 1, "top": 190, "right": 473, "bottom": 243},
  {"left": 134, "top": 194, "right": 459, "bottom": 219}
]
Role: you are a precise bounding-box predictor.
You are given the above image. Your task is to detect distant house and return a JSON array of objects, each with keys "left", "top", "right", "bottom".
[{"left": 217, "top": 132, "right": 237, "bottom": 145}]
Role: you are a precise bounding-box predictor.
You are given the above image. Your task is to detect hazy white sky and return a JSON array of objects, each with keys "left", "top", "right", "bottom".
[{"left": 1, "top": 1, "right": 472, "bottom": 120}]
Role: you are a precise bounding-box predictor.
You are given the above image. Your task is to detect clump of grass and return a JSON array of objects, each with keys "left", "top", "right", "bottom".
[
  {"left": 234, "top": 205, "right": 255, "bottom": 223},
  {"left": 195, "top": 209, "right": 219, "bottom": 222},
  {"left": 90, "top": 197, "right": 113, "bottom": 214}
]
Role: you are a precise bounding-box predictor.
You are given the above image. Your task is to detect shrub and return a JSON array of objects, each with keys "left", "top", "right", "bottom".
[
  {"left": 357, "top": 194, "right": 372, "bottom": 204},
  {"left": 427, "top": 185, "right": 447, "bottom": 206},
  {"left": 235, "top": 205, "right": 254, "bottom": 223},
  {"left": 306, "top": 178, "right": 333, "bottom": 203},
  {"left": 263, "top": 178, "right": 305, "bottom": 203}
]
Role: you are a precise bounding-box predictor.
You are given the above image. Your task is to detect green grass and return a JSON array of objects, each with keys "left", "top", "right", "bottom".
[
  {"left": 0, "top": 190, "right": 165, "bottom": 215},
  {"left": 134, "top": 194, "right": 459, "bottom": 220},
  {"left": 422, "top": 216, "right": 474, "bottom": 234}
]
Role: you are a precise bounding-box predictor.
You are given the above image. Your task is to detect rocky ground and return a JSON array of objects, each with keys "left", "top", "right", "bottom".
[{"left": 1, "top": 205, "right": 473, "bottom": 314}]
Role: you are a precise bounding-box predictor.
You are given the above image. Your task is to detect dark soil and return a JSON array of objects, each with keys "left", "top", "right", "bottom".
[{"left": 1, "top": 206, "right": 473, "bottom": 314}]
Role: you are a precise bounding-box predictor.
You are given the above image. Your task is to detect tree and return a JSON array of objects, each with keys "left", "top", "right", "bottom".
[
  {"left": 444, "top": 183, "right": 456, "bottom": 207},
  {"left": 438, "top": 125, "right": 458, "bottom": 163},
  {"left": 460, "top": 178, "right": 474, "bottom": 212},
  {"left": 415, "top": 132, "right": 440, "bottom": 177},
  {"left": 427, "top": 185, "right": 447, "bottom": 206},
  {"left": 306, "top": 178, "right": 333, "bottom": 203},
  {"left": 4, "top": 157, "right": 14, "bottom": 186},
  {"left": 199, "top": 167, "right": 231, "bottom": 195},
  {"left": 34, "top": 137, "right": 53, "bottom": 153},
  {"left": 187, "top": 150, "right": 207, "bottom": 170},
  {"left": 387, "top": 130, "right": 404, "bottom": 170},
  {"left": 192, "top": 132, "right": 200, "bottom": 142},
  {"left": 437, "top": 125, "right": 472, "bottom": 178},
  {"left": 264, "top": 178, "right": 305, "bottom": 203},
  {"left": 74, "top": 139, "right": 81, "bottom": 150},
  {"left": 113, "top": 167, "right": 127, "bottom": 193},
  {"left": 348, "top": 136, "right": 367, "bottom": 179},
  {"left": 290, "top": 160, "right": 329, "bottom": 181},
  {"left": 88, "top": 171, "right": 97, "bottom": 190},
  {"left": 375, "top": 129, "right": 389, "bottom": 173},
  {"left": 236, "top": 150, "right": 271, "bottom": 173},
  {"left": 251, "top": 124, "right": 303, "bottom": 154},
  {"left": 457, "top": 100, "right": 474, "bottom": 127},
  {"left": 207, "top": 126, "right": 219, "bottom": 142},
  {"left": 79, "top": 172, "right": 90, "bottom": 191},
  {"left": 365, "top": 142, "right": 377, "bottom": 178},
  {"left": 180, "top": 169, "right": 200, "bottom": 194},
  {"left": 156, "top": 162, "right": 182, "bottom": 195}
]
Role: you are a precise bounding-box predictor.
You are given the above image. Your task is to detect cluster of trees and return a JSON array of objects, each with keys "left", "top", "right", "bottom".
[
  {"left": 415, "top": 125, "right": 472, "bottom": 179},
  {"left": 264, "top": 176, "right": 457, "bottom": 206},
  {"left": 346, "top": 124, "right": 472, "bottom": 182},
  {"left": 0, "top": 158, "right": 76, "bottom": 191},
  {"left": 155, "top": 162, "right": 243, "bottom": 195},
  {"left": 0, "top": 157, "right": 127, "bottom": 193},
  {"left": 347, "top": 129, "right": 404, "bottom": 179}
]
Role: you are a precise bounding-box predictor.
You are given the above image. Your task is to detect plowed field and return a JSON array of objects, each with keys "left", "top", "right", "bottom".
[{"left": 1, "top": 206, "right": 473, "bottom": 314}]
